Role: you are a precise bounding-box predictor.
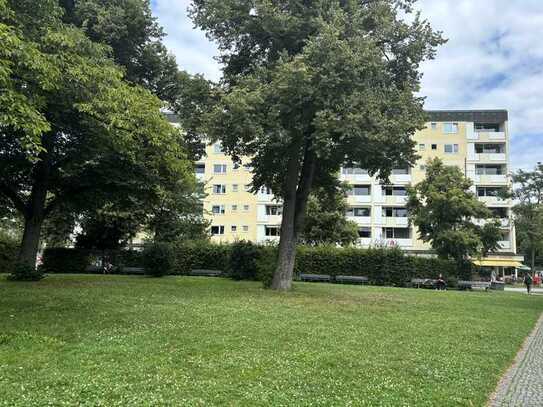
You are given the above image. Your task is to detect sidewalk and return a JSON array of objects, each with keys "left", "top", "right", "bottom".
[
  {"left": 504, "top": 287, "right": 543, "bottom": 294},
  {"left": 489, "top": 314, "right": 543, "bottom": 406}
]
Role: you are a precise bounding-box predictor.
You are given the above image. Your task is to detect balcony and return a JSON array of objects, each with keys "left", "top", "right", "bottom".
[
  {"left": 470, "top": 153, "right": 507, "bottom": 162},
  {"left": 390, "top": 174, "right": 412, "bottom": 184},
  {"left": 383, "top": 238, "right": 413, "bottom": 248},
  {"left": 474, "top": 174, "right": 508, "bottom": 184},
  {"left": 474, "top": 131, "right": 506, "bottom": 142},
  {"left": 347, "top": 216, "right": 372, "bottom": 225},
  {"left": 347, "top": 195, "right": 372, "bottom": 204},
  {"left": 340, "top": 173, "right": 372, "bottom": 183},
  {"left": 382, "top": 217, "right": 409, "bottom": 227},
  {"left": 357, "top": 238, "right": 372, "bottom": 247}
]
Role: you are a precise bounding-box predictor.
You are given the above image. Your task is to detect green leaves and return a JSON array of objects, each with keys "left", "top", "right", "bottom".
[{"left": 407, "top": 158, "right": 501, "bottom": 261}]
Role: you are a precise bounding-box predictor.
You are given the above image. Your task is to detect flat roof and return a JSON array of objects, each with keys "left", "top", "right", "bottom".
[{"left": 426, "top": 110, "right": 508, "bottom": 123}]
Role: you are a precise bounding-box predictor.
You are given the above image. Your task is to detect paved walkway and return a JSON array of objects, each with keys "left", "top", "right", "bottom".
[
  {"left": 505, "top": 287, "right": 543, "bottom": 294},
  {"left": 489, "top": 313, "right": 543, "bottom": 406}
]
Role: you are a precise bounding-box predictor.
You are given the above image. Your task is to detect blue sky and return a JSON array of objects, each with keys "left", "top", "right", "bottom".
[{"left": 151, "top": 0, "right": 543, "bottom": 171}]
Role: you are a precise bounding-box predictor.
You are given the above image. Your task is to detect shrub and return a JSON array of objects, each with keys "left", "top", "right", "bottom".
[
  {"left": 143, "top": 243, "right": 175, "bottom": 277},
  {"left": 294, "top": 245, "right": 462, "bottom": 286},
  {"left": 256, "top": 245, "right": 278, "bottom": 288},
  {"left": 0, "top": 234, "right": 18, "bottom": 274},
  {"left": 228, "top": 241, "right": 260, "bottom": 280},
  {"left": 41, "top": 248, "right": 91, "bottom": 274},
  {"left": 8, "top": 262, "right": 45, "bottom": 281},
  {"left": 173, "top": 241, "right": 230, "bottom": 274}
]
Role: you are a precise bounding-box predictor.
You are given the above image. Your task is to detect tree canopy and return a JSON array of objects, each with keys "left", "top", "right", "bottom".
[
  {"left": 0, "top": 0, "right": 195, "bottom": 272},
  {"left": 406, "top": 158, "right": 501, "bottom": 264},
  {"left": 511, "top": 163, "right": 543, "bottom": 271},
  {"left": 300, "top": 184, "right": 359, "bottom": 246},
  {"left": 191, "top": 0, "right": 445, "bottom": 289}
]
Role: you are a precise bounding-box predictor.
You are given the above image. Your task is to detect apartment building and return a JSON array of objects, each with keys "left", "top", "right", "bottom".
[{"left": 186, "top": 110, "right": 517, "bottom": 256}]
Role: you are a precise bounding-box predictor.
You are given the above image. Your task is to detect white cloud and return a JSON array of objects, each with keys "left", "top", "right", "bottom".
[{"left": 152, "top": 0, "right": 543, "bottom": 170}]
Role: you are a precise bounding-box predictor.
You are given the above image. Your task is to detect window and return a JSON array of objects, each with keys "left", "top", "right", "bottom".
[
  {"left": 342, "top": 167, "right": 368, "bottom": 175},
  {"left": 490, "top": 207, "right": 508, "bottom": 218},
  {"left": 266, "top": 205, "right": 283, "bottom": 216},
  {"left": 346, "top": 207, "right": 371, "bottom": 217},
  {"left": 213, "top": 184, "right": 226, "bottom": 194},
  {"left": 243, "top": 164, "right": 253, "bottom": 172},
  {"left": 265, "top": 226, "right": 280, "bottom": 237},
  {"left": 358, "top": 227, "right": 371, "bottom": 238},
  {"left": 211, "top": 225, "right": 225, "bottom": 235},
  {"left": 244, "top": 184, "right": 252, "bottom": 192},
  {"left": 384, "top": 207, "right": 408, "bottom": 217},
  {"left": 431, "top": 144, "right": 437, "bottom": 150},
  {"left": 383, "top": 227, "right": 411, "bottom": 239},
  {"left": 477, "top": 186, "right": 504, "bottom": 197},
  {"left": 475, "top": 143, "right": 505, "bottom": 154},
  {"left": 476, "top": 165, "right": 506, "bottom": 175},
  {"left": 443, "top": 122, "right": 458, "bottom": 134},
  {"left": 383, "top": 186, "right": 407, "bottom": 196},
  {"left": 259, "top": 186, "right": 272, "bottom": 195},
  {"left": 242, "top": 225, "right": 249, "bottom": 232},
  {"left": 243, "top": 205, "right": 250, "bottom": 212},
  {"left": 444, "top": 144, "right": 459, "bottom": 154},
  {"left": 231, "top": 225, "right": 237, "bottom": 232},
  {"left": 349, "top": 185, "right": 371, "bottom": 196},
  {"left": 431, "top": 122, "right": 437, "bottom": 130},
  {"left": 213, "top": 164, "right": 227, "bottom": 174},
  {"left": 212, "top": 205, "right": 225, "bottom": 215},
  {"left": 213, "top": 143, "right": 223, "bottom": 154},
  {"left": 233, "top": 163, "right": 240, "bottom": 171},
  {"left": 419, "top": 144, "right": 425, "bottom": 151},
  {"left": 231, "top": 204, "right": 238, "bottom": 211},
  {"left": 232, "top": 184, "right": 239, "bottom": 192},
  {"left": 475, "top": 123, "right": 500, "bottom": 132},
  {"left": 195, "top": 164, "right": 205, "bottom": 174},
  {"left": 392, "top": 168, "right": 410, "bottom": 175}
]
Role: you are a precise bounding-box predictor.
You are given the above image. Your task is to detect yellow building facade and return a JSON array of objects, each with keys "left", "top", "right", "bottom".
[{"left": 190, "top": 110, "right": 516, "bottom": 255}]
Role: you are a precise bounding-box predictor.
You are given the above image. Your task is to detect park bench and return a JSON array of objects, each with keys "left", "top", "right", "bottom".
[
  {"left": 410, "top": 278, "right": 437, "bottom": 289},
  {"left": 189, "top": 269, "right": 223, "bottom": 277},
  {"left": 300, "top": 274, "right": 331, "bottom": 282},
  {"left": 458, "top": 280, "right": 491, "bottom": 290},
  {"left": 335, "top": 275, "right": 369, "bottom": 285},
  {"left": 490, "top": 281, "right": 505, "bottom": 291},
  {"left": 119, "top": 266, "right": 144, "bottom": 275}
]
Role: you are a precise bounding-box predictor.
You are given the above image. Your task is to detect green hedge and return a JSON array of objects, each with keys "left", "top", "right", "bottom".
[
  {"left": 294, "top": 245, "right": 463, "bottom": 286},
  {"left": 39, "top": 243, "right": 466, "bottom": 286},
  {"left": 0, "top": 235, "right": 18, "bottom": 274},
  {"left": 41, "top": 248, "right": 92, "bottom": 274}
]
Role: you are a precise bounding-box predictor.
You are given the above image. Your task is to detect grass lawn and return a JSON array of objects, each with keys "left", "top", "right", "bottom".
[{"left": 1, "top": 275, "right": 542, "bottom": 406}]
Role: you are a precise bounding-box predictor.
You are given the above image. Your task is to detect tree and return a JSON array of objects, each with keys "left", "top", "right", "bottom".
[
  {"left": 300, "top": 184, "right": 359, "bottom": 246},
  {"left": 0, "top": 0, "right": 194, "bottom": 270},
  {"left": 511, "top": 163, "right": 543, "bottom": 272},
  {"left": 406, "top": 158, "right": 501, "bottom": 265},
  {"left": 191, "top": 0, "right": 445, "bottom": 290},
  {"left": 61, "top": 0, "right": 183, "bottom": 106}
]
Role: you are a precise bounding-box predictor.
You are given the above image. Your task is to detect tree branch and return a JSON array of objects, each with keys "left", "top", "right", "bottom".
[{"left": 0, "top": 182, "right": 29, "bottom": 217}]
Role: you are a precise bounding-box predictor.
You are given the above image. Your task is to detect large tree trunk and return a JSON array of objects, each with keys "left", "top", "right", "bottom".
[
  {"left": 271, "top": 141, "right": 316, "bottom": 291},
  {"left": 272, "top": 195, "right": 298, "bottom": 290},
  {"left": 18, "top": 148, "right": 51, "bottom": 268},
  {"left": 18, "top": 213, "right": 45, "bottom": 268}
]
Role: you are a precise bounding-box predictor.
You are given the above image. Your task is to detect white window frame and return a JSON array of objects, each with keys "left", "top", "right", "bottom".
[
  {"left": 213, "top": 164, "right": 227, "bottom": 174},
  {"left": 211, "top": 205, "right": 225, "bottom": 215},
  {"left": 211, "top": 225, "right": 225, "bottom": 235},
  {"left": 443, "top": 122, "right": 458, "bottom": 134},
  {"left": 213, "top": 184, "right": 226, "bottom": 194}
]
